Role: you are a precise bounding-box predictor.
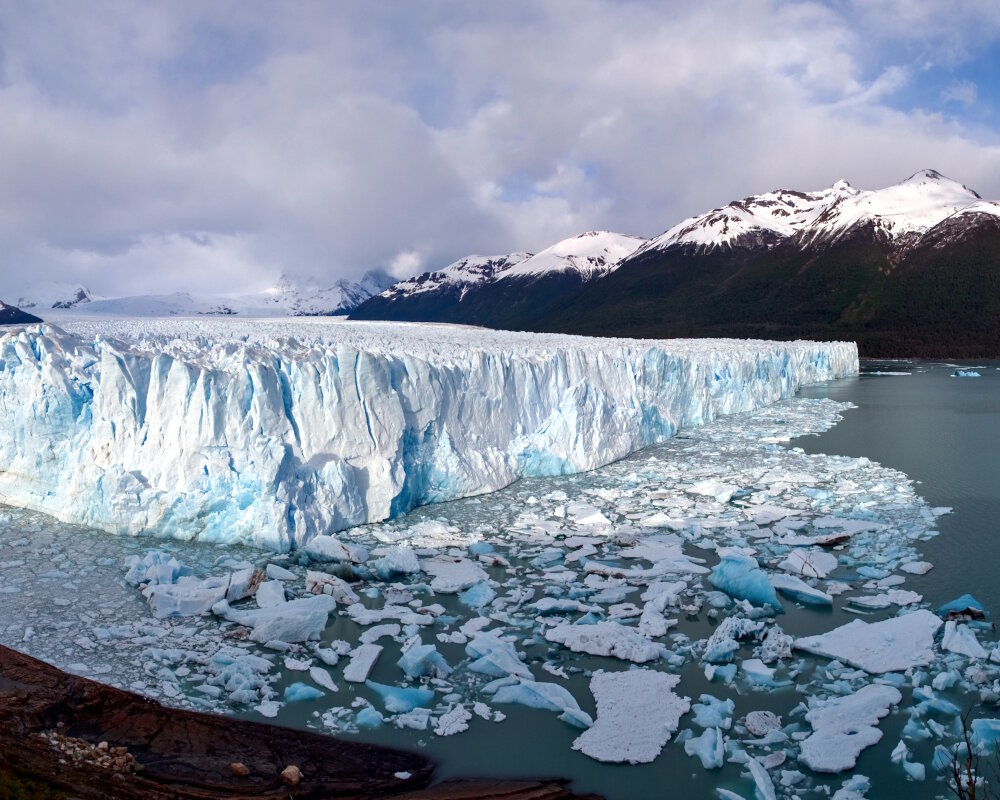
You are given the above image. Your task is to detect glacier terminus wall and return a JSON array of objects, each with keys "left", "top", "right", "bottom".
[{"left": 0, "top": 319, "right": 858, "bottom": 550}]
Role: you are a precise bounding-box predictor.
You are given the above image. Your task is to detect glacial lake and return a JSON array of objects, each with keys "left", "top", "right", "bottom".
[{"left": 0, "top": 358, "right": 997, "bottom": 799}]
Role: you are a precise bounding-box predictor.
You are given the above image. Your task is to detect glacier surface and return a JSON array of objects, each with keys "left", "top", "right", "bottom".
[{"left": 0, "top": 319, "right": 856, "bottom": 550}]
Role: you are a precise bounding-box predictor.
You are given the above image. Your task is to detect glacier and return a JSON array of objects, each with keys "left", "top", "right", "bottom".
[{"left": 0, "top": 318, "right": 856, "bottom": 550}]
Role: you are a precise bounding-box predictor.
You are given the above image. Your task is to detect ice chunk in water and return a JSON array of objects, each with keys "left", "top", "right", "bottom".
[
  {"left": 284, "top": 682, "right": 324, "bottom": 702},
  {"left": 466, "top": 633, "right": 532, "bottom": 679},
  {"left": 397, "top": 642, "right": 452, "bottom": 679},
  {"left": 545, "top": 621, "right": 664, "bottom": 663},
  {"left": 770, "top": 573, "right": 832, "bottom": 607},
  {"left": 343, "top": 643, "right": 383, "bottom": 683},
  {"left": 972, "top": 719, "right": 1000, "bottom": 753},
  {"left": 709, "top": 553, "right": 782, "bottom": 610},
  {"left": 255, "top": 580, "right": 286, "bottom": 608},
  {"left": 367, "top": 680, "right": 435, "bottom": 713},
  {"left": 371, "top": 546, "right": 421, "bottom": 580},
  {"left": 941, "top": 621, "right": 988, "bottom": 659},
  {"left": 459, "top": 581, "right": 496, "bottom": 609},
  {"left": 685, "top": 727, "right": 725, "bottom": 769},
  {"left": 692, "top": 694, "right": 735, "bottom": 729},
  {"left": 305, "top": 571, "right": 360, "bottom": 604},
  {"left": 213, "top": 595, "right": 337, "bottom": 644},
  {"left": 435, "top": 704, "right": 472, "bottom": 736},
  {"left": 144, "top": 576, "right": 228, "bottom": 618},
  {"left": 794, "top": 610, "right": 942, "bottom": 674},
  {"left": 703, "top": 616, "right": 765, "bottom": 664},
  {"left": 421, "top": 557, "right": 489, "bottom": 594},
  {"left": 572, "top": 670, "right": 689, "bottom": 763},
  {"left": 938, "top": 594, "right": 987, "bottom": 619},
  {"left": 798, "top": 684, "right": 902, "bottom": 773},
  {"left": 778, "top": 550, "right": 838, "bottom": 579},
  {"left": 492, "top": 678, "right": 592, "bottom": 728},
  {"left": 303, "top": 535, "right": 369, "bottom": 564}
]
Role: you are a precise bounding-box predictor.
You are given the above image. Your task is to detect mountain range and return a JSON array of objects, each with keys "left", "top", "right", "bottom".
[
  {"left": 351, "top": 230, "right": 647, "bottom": 329},
  {"left": 352, "top": 170, "right": 1000, "bottom": 357},
  {"left": 7, "top": 270, "right": 395, "bottom": 320}
]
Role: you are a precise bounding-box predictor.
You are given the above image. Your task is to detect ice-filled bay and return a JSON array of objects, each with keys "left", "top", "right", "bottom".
[{"left": 2, "top": 353, "right": 998, "bottom": 800}]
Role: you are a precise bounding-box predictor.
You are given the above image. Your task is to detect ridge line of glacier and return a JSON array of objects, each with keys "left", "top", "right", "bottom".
[{"left": 0, "top": 320, "right": 858, "bottom": 550}]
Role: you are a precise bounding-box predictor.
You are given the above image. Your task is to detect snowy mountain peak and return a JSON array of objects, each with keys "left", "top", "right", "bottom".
[
  {"left": 16, "top": 283, "right": 97, "bottom": 310},
  {"left": 641, "top": 170, "right": 991, "bottom": 254},
  {"left": 262, "top": 269, "right": 396, "bottom": 316},
  {"left": 375, "top": 252, "right": 533, "bottom": 302},
  {"left": 503, "top": 231, "right": 646, "bottom": 280}
]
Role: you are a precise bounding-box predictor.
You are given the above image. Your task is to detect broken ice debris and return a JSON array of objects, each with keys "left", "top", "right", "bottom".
[{"left": 572, "top": 670, "right": 689, "bottom": 763}]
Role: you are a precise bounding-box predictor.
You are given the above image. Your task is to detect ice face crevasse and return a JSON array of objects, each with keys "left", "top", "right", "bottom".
[{"left": 0, "top": 320, "right": 857, "bottom": 550}]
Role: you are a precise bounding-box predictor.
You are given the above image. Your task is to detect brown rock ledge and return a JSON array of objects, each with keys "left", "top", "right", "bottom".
[{"left": 0, "top": 644, "right": 600, "bottom": 800}]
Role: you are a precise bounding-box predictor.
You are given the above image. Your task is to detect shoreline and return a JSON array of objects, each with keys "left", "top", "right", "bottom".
[{"left": 0, "top": 643, "right": 600, "bottom": 800}]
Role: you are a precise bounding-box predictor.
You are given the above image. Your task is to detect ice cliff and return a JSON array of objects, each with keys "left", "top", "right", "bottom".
[{"left": 0, "top": 319, "right": 857, "bottom": 550}]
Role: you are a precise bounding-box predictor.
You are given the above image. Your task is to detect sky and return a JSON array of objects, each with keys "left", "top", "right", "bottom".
[{"left": 2, "top": 0, "right": 1000, "bottom": 299}]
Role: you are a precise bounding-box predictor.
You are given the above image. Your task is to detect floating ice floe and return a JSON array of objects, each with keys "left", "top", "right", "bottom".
[
  {"left": 794, "top": 610, "right": 942, "bottom": 673},
  {"left": 572, "top": 670, "right": 689, "bottom": 763},
  {"left": 770, "top": 573, "right": 833, "bottom": 607},
  {"left": 490, "top": 678, "right": 592, "bottom": 728},
  {"left": 212, "top": 595, "right": 337, "bottom": 644},
  {"left": 343, "top": 643, "right": 383, "bottom": 682},
  {"left": 798, "top": 684, "right": 902, "bottom": 772},
  {"left": 778, "top": 549, "right": 839, "bottom": 579},
  {"left": 544, "top": 621, "right": 665, "bottom": 663}
]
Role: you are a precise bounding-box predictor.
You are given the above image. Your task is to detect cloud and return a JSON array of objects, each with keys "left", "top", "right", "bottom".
[
  {"left": 1, "top": 0, "right": 1000, "bottom": 298},
  {"left": 941, "top": 79, "right": 978, "bottom": 105}
]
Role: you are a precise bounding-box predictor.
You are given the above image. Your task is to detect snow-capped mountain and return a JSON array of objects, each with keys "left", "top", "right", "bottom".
[
  {"left": 502, "top": 231, "right": 646, "bottom": 280},
  {"left": 0, "top": 299, "right": 42, "bottom": 325},
  {"left": 370, "top": 253, "right": 532, "bottom": 303},
  {"left": 14, "top": 270, "right": 396, "bottom": 319},
  {"left": 351, "top": 232, "right": 645, "bottom": 326},
  {"left": 535, "top": 169, "right": 1000, "bottom": 357},
  {"left": 260, "top": 269, "right": 396, "bottom": 316},
  {"left": 16, "top": 283, "right": 99, "bottom": 310},
  {"left": 642, "top": 169, "right": 999, "bottom": 254},
  {"left": 356, "top": 169, "right": 1000, "bottom": 357}
]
